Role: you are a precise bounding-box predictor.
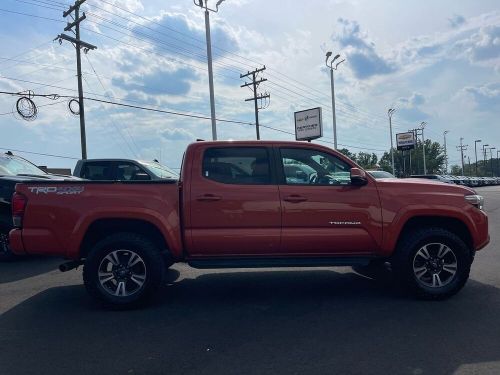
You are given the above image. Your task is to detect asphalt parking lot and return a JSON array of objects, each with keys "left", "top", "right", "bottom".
[{"left": 0, "top": 186, "right": 499, "bottom": 375}]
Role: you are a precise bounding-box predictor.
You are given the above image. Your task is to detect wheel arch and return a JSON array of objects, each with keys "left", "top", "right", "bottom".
[
  {"left": 396, "top": 216, "right": 473, "bottom": 253},
  {"left": 79, "top": 218, "right": 170, "bottom": 259}
]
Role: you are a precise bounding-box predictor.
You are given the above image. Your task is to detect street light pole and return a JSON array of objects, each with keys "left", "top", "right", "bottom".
[
  {"left": 194, "top": 0, "right": 225, "bottom": 140},
  {"left": 482, "top": 144, "right": 489, "bottom": 175},
  {"left": 325, "top": 52, "right": 345, "bottom": 150},
  {"left": 388, "top": 109, "right": 396, "bottom": 175},
  {"left": 474, "top": 139, "right": 481, "bottom": 176},
  {"left": 443, "top": 130, "right": 449, "bottom": 174},
  {"left": 420, "top": 122, "right": 427, "bottom": 175}
]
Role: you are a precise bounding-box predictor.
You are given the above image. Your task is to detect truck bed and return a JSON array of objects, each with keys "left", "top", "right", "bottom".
[{"left": 11, "top": 180, "right": 182, "bottom": 259}]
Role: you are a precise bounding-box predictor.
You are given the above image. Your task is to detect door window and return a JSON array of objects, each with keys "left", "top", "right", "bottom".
[
  {"left": 116, "top": 162, "right": 150, "bottom": 181},
  {"left": 202, "top": 147, "right": 272, "bottom": 185},
  {"left": 280, "top": 148, "right": 351, "bottom": 185}
]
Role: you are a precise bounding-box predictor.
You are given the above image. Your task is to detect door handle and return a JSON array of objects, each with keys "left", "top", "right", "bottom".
[
  {"left": 283, "top": 195, "right": 308, "bottom": 203},
  {"left": 196, "top": 194, "right": 222, "bottom": 202}
]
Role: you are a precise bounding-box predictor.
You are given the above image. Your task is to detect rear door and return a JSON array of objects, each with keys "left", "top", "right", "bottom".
[
  {"left": 186, "top": 146, "right": 281, "bottom": 257},
  {"left": 277, "top": 146, "right": 382, "bottom": 255}
]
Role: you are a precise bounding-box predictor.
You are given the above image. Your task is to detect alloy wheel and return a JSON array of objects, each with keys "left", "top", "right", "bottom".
[{"left": 98, "top": 250, "right": 147, "bottom": 297}]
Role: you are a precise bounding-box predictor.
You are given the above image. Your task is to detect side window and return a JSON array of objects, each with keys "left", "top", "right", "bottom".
[
  {"left": 280, "top": 148, "right": 352, "bottom": 186},
  {"left": 202, "top": 147, "right": 271, "bottom": 185},
  {"left": 116, "top": 162, "right": 150, "bottom": 181},
  {"left": 80, "top": 162, "right": 114, "bottom": 180}
]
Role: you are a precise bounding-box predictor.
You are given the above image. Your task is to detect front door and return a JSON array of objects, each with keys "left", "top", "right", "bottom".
[
  {"left": 186, "top": 146, "right": 282, "bottom": 257},
  {"left": 278, "top": 146, "right": 382, "bottom": 255}
]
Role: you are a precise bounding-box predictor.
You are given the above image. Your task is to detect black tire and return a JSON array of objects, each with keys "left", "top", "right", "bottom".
[
  {"left": 83, "top": 233, "right": 165, "bottom": 307},
  {"left": 0, "top": 227, "right": 17, "bottom": 262},
  {"left": 392, "top": 227, "right": 472, "bottom": 300}
]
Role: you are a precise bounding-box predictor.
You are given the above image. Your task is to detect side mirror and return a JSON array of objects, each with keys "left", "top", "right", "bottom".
[{"left": 350, "top": 168, "right": 368, "bottom": 186}]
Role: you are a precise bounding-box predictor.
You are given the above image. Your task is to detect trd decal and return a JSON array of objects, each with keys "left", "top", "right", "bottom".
[{"left": 28, "top": 186, "right": 85, "bottom": 195}]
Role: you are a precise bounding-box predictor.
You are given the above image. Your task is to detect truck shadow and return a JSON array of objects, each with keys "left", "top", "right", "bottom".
[
  {"left": 0, "top": 256, "right": 61, "bottom": 284},
  {"left": 1, "top": 269, "right": 500, "bottom": 375}
]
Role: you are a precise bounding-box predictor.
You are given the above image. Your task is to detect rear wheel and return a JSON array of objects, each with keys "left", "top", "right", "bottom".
[
  {"left": 392, "top": 227, "right": 472, "bottom": 300},
  {"left": 83, "top": 233, "right": 165, "bottom": 307}
]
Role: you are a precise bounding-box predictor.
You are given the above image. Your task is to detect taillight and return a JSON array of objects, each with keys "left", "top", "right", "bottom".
[{"left": 12, "top": 192, "right": 27, "bottom": 228}]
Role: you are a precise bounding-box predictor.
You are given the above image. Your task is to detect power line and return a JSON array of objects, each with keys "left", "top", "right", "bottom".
[{"left": 0, "top": 146, "right": 79, "bottom": 160}]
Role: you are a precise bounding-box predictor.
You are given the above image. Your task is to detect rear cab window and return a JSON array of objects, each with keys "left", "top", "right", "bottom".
[
  {"left": 80, "top": 161, "right": 115, "bottom": 180},
  {"left": 202, "top": 147, "right": 272, "bottom": 185}
]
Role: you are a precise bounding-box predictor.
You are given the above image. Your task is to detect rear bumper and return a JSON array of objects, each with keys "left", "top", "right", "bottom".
[{"left": 8, "top": 229, "right": 26, "bottom": 255}]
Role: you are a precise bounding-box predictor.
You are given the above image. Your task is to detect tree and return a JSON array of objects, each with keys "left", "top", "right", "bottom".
[
  {"left": 356, "top": 152, "right": 378, "bottom": 169},
  {"left": 338, "top": 148, "right": 356, "bottom": 162},
  {"left": 450, "top": 165, "right": 461, "bottom": 175},
  {"left": 340, "top": 139, "right": 446, "bottom": 177}
]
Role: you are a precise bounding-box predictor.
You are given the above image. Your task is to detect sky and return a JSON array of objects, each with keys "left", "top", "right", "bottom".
[{"left": 0, "top": 0, "right": 499, "bottom": 172}]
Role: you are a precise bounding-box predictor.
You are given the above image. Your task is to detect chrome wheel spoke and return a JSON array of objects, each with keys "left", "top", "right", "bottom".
[
  {"left": 418, "top": 246, "right": 431, "bottom": 260},
  {"left": 128, "top": 252, "right": 141, "bottom": 267},
  {"left": 114, "top": 281, "right": 127, "bottom": 296},
  {"left": 414, "top": 266, "right": 428, "bottom": 279},
  {"left": 432, "top": 273, "right": 443, "bottom": 287},
  {"left": 98, "top": 271, "right": 114, "bottom": 284},
  {"left": 443, "top": 262, "right": 457, "bottom": 274},
  {"left": 437, "top": 244, "right": 451, "bottom": 259},
  {"left": 130, "top": 274, "right": 146, "bottom": 287},
  {"left": 105, "top": 251, "right": 120, "bottom": 266}
]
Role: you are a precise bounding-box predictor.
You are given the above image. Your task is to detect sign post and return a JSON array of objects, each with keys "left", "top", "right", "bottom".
[{"left": 294, "top": 107, "right": 323, "bottom": 141}]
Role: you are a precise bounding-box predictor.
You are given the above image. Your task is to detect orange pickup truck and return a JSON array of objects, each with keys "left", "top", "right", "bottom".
[{"left": 9, "top": 141, "right": 489, "bottom": 306}]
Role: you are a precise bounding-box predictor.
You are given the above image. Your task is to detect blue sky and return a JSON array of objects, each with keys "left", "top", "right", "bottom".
[{"left": 0, "top": 0, "right": 499, "bottom": 171}]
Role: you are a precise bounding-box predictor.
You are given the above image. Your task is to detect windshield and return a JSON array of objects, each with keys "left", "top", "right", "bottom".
[
  {"left": 0, "top": 154, "right": 46, "bottom": 176},
  {"left": 140, "top": 161, "right": 178, "bottom": 179}
]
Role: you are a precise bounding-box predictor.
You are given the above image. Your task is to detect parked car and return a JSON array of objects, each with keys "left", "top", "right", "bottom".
[
  {"left": 9, "top": 141, "right": 489, "bottom": 306},
  {"left": 0, "top": 151, "right": 80, "bottom": 260},
  {"left": 366, "top": 170, "right": 396, "bottom": 179},
  {"left": 73, "top": 158, "right": 178, "bottom": 181},
  {"left": 409, "top": 174, "right": 453, "bottom": 184}
]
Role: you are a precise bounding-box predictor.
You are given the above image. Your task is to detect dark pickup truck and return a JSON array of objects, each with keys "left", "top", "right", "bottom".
[{"left": 9, "top": 141, "right": 489, "bottom": 306}]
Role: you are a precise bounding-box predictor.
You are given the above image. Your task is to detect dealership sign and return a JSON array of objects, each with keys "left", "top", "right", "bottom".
[
  {"left": 294, "top": 107, "right": 323, "bottom": 141},
  {"left": 396, "top": 132, "right": 416, "bottom": 151}
]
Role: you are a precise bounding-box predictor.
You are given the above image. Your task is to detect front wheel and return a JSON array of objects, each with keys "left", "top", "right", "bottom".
[
  {"left": 392, "top": 228, "right": 473, "bottom": 300},
  {"left": 83, "top": 233, "right": 165, "bottom": 307}
]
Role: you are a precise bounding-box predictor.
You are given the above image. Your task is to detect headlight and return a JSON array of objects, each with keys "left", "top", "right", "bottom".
[{"left": 465, "top": 194, "right": 484, "bottom": 210}]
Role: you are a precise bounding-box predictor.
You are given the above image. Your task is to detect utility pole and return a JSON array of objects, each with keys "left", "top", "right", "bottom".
[
  {"left": 474, "top": 139, "right": 481, "bottom": 176},
  {"left": 467, "top": 156, "right": 471, "bottom": 176},
  {"left": 488, "top": 147, "right": 496, "bottom": 177},
  {"left": 325, "top": 52, "right": 345, "bottom": 149},
  {"left": 194, "top": 0, "right": 225, "bottom": 140},
  {"left": 409, "top": 128, "right": 423, "bottom": 174},
  {"left": 420, "top": 122, "right": 427, "bottom": 175},
  {"left": 240, "top": 66, "right": 270, "bottom": 140},
  {"left": 497, "top": 150, "right": 500, "bottom": 177},
  {"left": 56, "top": 0, "right": 96, "bottom": 159},
  {"left": 456, "top": 138, "right": 468, "bottom": 176},
  {"left": 443, "top": 130, "right": 449, "bottom": 173},
  {"left": 388, "top": 109, "right": 396, "bottom": 175}
]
